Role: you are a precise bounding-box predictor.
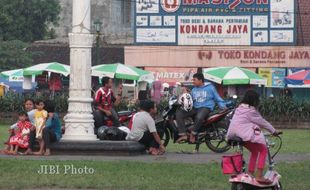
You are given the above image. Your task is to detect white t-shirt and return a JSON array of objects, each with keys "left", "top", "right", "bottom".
[
  {"left": 28, "top": 109, "right": 36, "bottom": 125},
  {"left": 126, "top": 111, "right": 157, "bottom": 141}
]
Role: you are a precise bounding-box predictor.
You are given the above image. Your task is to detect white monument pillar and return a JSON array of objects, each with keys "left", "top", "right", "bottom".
[{"left": 62, "top": 0, "right": 97, "bottom": 141}]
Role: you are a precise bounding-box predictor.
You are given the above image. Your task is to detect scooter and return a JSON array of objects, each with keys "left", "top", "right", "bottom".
[{"left": 227, "top": 132, "right": 283, "bottom": 190}]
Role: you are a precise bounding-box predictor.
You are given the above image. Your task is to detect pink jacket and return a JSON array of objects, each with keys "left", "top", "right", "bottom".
[{"left": 227, "top": 104, "right": 276, "bottom": 145}]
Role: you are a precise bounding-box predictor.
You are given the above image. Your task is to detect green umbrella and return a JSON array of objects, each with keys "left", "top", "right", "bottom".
[
  {"left": 91, "top": 63, "right": 154, "bottom": 81},
  {"left": 203, "top": 67, "right": 267, "bottom": 85},
  {"left": 0, "top": 69, "right": 24, "bottom": 80},
  {"left": 23, "top": 62, "right": 70, "bottom": 76}
]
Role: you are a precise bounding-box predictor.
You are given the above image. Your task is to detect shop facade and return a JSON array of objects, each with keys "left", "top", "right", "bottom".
[{"left": 125, "top": 46, "right": 310, "bottom": 97}]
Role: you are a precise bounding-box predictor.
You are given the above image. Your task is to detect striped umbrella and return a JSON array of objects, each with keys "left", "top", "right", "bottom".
[
  {"left": 23, "top": 62, "right": 70, "bottom": 76},
  {"left": 0, "top": 69, "right": 24, "bottom": 78},
  {"left": 92, "top": 63, "right": 154, "bottom": 81},
  {"left": 284, "top": 70, "right": 310, "bottom": 85},
  {"left": 203, "top": 67, "right": 267, "bottom": 85}
]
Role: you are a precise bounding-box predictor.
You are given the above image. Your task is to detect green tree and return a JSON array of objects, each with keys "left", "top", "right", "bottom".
[
  {"left": 0, "top": 0, "right": 61, "bottom": 42},
  {"left": 0, "top": 40, "right": 34, "bottom": 71}
]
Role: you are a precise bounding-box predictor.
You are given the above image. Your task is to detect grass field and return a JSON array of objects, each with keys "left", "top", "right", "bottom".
[
  {"left": 1, "top": 125, "right": 310, "bottom": 153},
  {"left": 161, "top": 128, "right": 310, "bottom": 154},
  {"left": 0, "top": 159, "right": 309, "bottom": 190},
  {"left": 0, "top": 125, "right": 310, "bottom": 190}
]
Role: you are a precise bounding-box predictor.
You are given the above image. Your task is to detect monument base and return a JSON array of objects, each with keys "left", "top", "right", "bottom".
[{"left": 38, "top": 140, "right": 146, "bottom": 156}]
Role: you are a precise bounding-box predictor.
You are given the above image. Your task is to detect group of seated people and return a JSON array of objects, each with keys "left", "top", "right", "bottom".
[
  {"left": 2, "top": 99, "right": 62, "bottom": 156},
  {"left": 1, "top": 75, "right": 164, "bottom": 156},
  {"left": 93, "top": 76, "right": 165, "bottom": 155}
]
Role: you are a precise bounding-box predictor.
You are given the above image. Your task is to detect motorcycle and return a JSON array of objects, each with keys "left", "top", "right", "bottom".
[
  {"left": 156, "top": 95, "right": 236, "bottom": 153},
  {"left": 93, "top": 109, "right": 136, "bottom": 134}
]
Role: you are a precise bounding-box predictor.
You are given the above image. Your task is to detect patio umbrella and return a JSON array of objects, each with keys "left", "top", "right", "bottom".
[
  {"left": 284, "top": 70, "right": 310, "bottom": 85},
  {"left": 0, "top": 69, "right": 24, "bottom": 81},
  {"left": 91, "top": 63, "right": 154, "bottom": 81},
  {"left": 23, "top": 62, "right": 70, "bottom": 76},
  {"left": 203, "top": 67, "right": 267, "bottom": 85}
]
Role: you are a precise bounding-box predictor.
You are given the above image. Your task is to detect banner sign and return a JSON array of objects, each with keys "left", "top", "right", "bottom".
[
  {"left": 258, "top": 68, "right": 272, "bottom": 87},
  {"left": 144, "top": 67, "right": 196, "bottom": 84},
  {"left": 9, "top": 76, "right": 24, "bottom": 82},
  {"left": 271, "top": 68, "right": 286, "bottom": 87},
  {"left": 287, "top": 68, "right": 310, "bottom": 88},
  {"left": 135, "top": 0, "right": 296, "bottom": 45},
  {"left": 259, "top": 68, "right": 286, "bottom": 87}
]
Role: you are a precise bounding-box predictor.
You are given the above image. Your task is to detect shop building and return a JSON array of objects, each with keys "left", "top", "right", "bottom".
[{"left": 124, "top": 0, "right": 310, "bottom": 98}]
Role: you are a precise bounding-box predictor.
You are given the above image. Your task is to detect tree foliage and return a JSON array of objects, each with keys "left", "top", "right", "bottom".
[
  {"left": 0, "top": 0, "right": 60, "bottom": 71},
  {"left": 0, "top": 40, "right": 34, "bottom": 71},
  {"left": 0, "top": 0, "right": 61, "bottom": 42}
]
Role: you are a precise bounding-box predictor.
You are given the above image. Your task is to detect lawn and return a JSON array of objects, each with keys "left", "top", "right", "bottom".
[
  {"left": 0, "top": 159, "right": 310, "bottom": 190},
  {"left": 0, "top": 125, "right": 9, "bottom": 149},
  {"left": 0, "top": 125, "right": 310, "bottom": 190},
  {"left": 1, "top": 125, "right": 310, "bottom": 153},
  {"left": 163, "top": 128, "right": 310, "bottom": 154}
]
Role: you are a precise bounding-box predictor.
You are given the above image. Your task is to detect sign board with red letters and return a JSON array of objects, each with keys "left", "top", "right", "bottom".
[
  {"left": 125, "top": 46, "right": 310, "bottom": 68},
  {"left": 134, "top": 0, "right": 296, "bottom": 45}
]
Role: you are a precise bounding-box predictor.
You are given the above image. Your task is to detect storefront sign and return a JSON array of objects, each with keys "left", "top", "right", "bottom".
[
  {"left": 125, "top": 46, "right": 310, "bottom": 68},
  {"left": 144, "top": 67, "right": 196, "bottom": 84},
  {"left": 135, "top": 0, "right": 296, "bottom": 45},
  {"left": 178, "top": 16, "right": 251, "bottom": 45}
]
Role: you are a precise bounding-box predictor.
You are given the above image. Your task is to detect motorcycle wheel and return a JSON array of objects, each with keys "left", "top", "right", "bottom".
[
  {"left": 205, "top": 121, "right": 231, "bottom": 153},
  {"left": 272, "top": 182, "right": 282, "bottom": 190},
  {"left": 161, "top": 128, "right": 170, "bottom": 147},
  {"left": 231, "top": 183, "right": 247, "bottom": 190}
]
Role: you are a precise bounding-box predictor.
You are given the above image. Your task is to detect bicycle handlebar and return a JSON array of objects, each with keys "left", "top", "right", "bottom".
[{"left": 264, "top": 133, "right": 283, "bottom": 159}]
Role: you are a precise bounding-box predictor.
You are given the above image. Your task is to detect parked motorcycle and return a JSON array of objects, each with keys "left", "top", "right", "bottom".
[
  {"left": 93, "top": 109, "right": 136, "bottom": 134},
  {"left": 156, "top": 95, "right": 236, "bottom": 153}
]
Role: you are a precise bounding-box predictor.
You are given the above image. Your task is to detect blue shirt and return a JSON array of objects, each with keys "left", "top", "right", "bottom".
[
  {"left": 191, "top": 83, "right": 226, "bottom": 111},
  {"left": 45, "top": 113, "right": 62, "bottom": 141}
]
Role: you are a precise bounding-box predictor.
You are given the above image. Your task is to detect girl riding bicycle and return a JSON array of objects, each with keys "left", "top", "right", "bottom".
[{"left": 227, "top": 90, "right": 281, "bottom": 184}]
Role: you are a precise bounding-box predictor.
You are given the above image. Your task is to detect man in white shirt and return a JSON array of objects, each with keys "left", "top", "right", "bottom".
[{"left": 126, "top": 100, "right": 165, "bottom": 155}]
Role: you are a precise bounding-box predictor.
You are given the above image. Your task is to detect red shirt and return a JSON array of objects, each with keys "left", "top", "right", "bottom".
[
  {"left": 48, "top": 77, "right": 62, "bottom": 91},
  {"left": 17, "top": 121, "right": 32, "bottom": 130},
  {"left": 94, "top": 87, "right": 115, "bottom": 110}
]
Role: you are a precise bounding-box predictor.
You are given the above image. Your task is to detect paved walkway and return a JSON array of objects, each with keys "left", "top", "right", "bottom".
[{"left": 1, "top": 152, "right": 309, "bottom": 164}]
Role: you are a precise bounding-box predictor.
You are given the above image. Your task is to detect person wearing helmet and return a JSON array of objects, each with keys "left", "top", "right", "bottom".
[{"left": 176, "top": 73, "right": 226, "bottom": 143}]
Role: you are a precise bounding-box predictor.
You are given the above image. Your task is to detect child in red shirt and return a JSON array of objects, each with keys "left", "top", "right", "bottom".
[{"left": 8, "top": 112, "right": 32, "bottom": 155}]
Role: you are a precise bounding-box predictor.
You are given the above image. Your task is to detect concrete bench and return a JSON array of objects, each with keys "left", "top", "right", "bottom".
[{"left": 35, "top": 140, "right": 146, "bottom": 156}]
